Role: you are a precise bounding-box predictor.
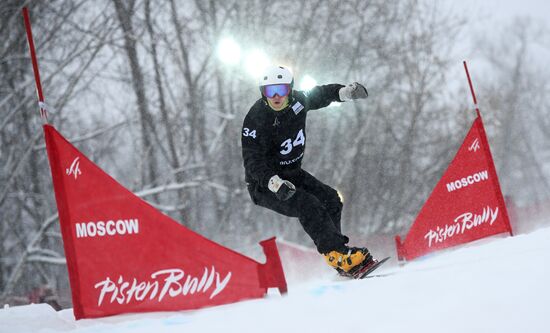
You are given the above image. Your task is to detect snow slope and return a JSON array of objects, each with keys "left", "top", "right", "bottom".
[{"left": 2, "top": 226, "right": 549, "bottom": 333}]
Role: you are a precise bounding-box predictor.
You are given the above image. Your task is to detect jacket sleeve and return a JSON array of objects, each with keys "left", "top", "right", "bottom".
[
  {"left": 301, "top": 84, "right": 345, "bottom": 111},
  {"left": 241, "top": 111, "right": 276, "bottom": 187}
]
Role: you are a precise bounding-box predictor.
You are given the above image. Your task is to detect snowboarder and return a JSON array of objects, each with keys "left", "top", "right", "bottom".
[{"left": 241, "top": 65, "right": 372, "bottom": 275}]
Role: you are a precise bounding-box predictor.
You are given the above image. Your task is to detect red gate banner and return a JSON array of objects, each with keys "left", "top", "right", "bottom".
[
  {"left": 44, "top": 124, "right": 286, "bottom": 319},
  {"left": 395, "top": 115, "right": 513, "bottom": 261}
]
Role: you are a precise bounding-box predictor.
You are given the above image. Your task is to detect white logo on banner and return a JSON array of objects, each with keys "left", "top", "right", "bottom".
[
  {"left": 469, "top": 138, "right": 480, "bottom": 152},
  {"left": 424, "top": 206, "right": 499, "bottom": 248},
  {"left": 66, "top": 157, "right": 82, "bottom": 179},
  {"left": 75, "top": 219, "right": 139, "bottom": 238},
  {"left": 94, "top": 267, "right": 232, "bottom": 306},
  {"left": 446, "top": 170, "right": 489, "bottom": 192}
]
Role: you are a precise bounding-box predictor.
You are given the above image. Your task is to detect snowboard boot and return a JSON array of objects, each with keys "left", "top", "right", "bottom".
[{"left": 323, "top": 246, "right": 373, "bottom": 275}]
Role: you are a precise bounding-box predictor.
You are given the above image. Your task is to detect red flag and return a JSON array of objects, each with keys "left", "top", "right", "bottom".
[
  {"left": 44, "top": 124, "right": 286, "bottom": 319},
  {"left": 395, "top": 116, "right": 512, "bottom": 261}
]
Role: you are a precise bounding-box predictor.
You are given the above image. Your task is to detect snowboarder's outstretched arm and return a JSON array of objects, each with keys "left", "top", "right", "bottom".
[
  {"left": 302, "top": 82, "right": 368, "bottom": 111},
  {"left": 300, "top": 84, "right": 344, "bottom": 111}
]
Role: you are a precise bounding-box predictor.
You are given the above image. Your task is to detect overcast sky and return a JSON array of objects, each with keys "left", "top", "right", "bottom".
[
  {"left": 457, "top": 0, "right": 550, "bottom": 21},
  {"left": 435, "top": 0, "right": 550, "bottom": 101},
  {"left": 448, "top": 0, "right": 550, "bottom": 57}
]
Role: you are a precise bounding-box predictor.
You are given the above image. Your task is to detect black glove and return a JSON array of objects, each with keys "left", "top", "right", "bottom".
[
  {"left": 268, "top": 175, "right": 296, "bottom": 201},
  {"left": 339, "top": 82, "right": 368, "bottom": 101}
]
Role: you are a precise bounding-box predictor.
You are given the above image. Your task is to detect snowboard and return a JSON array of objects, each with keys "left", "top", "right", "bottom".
[{"left": 339, "top": 256, "right": 391, "bottom": 279}]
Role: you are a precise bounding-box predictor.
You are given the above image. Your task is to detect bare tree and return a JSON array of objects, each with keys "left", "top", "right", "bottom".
[
  {"left": 10, "top": 0, "right": 542, "bottom": 308},
  {"left": 479, "top": 18, "right": 550, "bottom": 203},
  {"left": 112, "top": 0, "right": 159, "bottom": 188},
  {"left": 1, "top": 0, "right": 121, "bottom": 304}
]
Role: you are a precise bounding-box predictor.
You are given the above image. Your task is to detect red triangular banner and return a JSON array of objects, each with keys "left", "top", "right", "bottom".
[
  {"left": 395, "top": 116, "right": 513, "bottom": 261},
  {"left": 44, "top": 124, "right": 286, "bottom": 319}
]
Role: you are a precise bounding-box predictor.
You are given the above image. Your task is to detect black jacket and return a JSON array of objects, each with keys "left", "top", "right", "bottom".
[{"left": 241, "top": 84, "right": 344, "bottom": 187}]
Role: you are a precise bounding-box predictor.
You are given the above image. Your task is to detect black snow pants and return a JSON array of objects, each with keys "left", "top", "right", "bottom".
[{"left": 247, "top": 169, "right": 349, "bottom": 253}]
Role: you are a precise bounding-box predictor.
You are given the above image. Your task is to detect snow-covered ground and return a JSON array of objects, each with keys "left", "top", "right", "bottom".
[{"left": 2, "top": 226, "right": 549, "bottom": 333}]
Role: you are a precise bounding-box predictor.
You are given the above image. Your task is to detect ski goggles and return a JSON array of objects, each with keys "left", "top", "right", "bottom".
[{"left": 262, "top": 84, "right": 291, "bottom": 98}]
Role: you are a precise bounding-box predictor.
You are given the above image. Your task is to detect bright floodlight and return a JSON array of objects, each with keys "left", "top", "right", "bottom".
[
  {"left": 245, "top": 50, "right": 270, "bottom": 77},
  {"left": 300, "top": 75, "right": 317, "bottom": 91},
  {"left": 218, "top": 38, "right": 241, "bottom": 65}
]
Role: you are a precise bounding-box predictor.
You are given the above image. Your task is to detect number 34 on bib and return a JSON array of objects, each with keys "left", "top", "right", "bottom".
[
  {"left": 243, "top": 128, "right": 257, "bottom": 138},
  {"left": 280, "top": 129, "right": 305, "bottom": 155}
]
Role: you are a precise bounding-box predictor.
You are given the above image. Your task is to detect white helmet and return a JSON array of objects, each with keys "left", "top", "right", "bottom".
[{"left": 258, "top": 65, "right": 294, "bottom": 87}]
